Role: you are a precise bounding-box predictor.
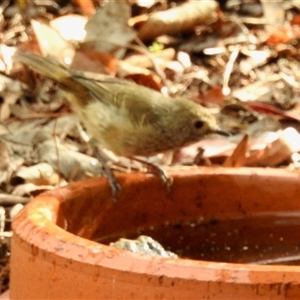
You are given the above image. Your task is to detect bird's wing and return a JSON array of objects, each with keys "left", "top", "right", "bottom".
[{"left": 74, "top": 76, "right": 167, "bottom": 127}]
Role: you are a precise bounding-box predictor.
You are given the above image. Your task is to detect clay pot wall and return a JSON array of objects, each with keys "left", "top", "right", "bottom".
[{"left": 10, "top": 167, "right": 300, "bottom": 299}]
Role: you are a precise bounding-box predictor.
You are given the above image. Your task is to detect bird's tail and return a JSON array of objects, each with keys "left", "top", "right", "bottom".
[
  {"left": 15, "top": 51, "right": 92, "bottom": 94},
  {"left": 13, "top": 51, "right": 89, "bottom": 107}
]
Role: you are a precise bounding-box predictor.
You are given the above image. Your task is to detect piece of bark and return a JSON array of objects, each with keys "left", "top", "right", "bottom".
[{"left": 130, "top": 0, "right": 219, "bottom": 41}]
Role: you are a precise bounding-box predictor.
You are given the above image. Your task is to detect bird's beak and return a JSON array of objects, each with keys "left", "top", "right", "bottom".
[{"left": 215, "top": 128, "right": 231, "bottom": 137}]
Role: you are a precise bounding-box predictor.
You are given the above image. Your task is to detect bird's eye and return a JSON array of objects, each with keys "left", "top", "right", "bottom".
[{"left": 193, "top": 120, "right": 204, "bottom": 129}]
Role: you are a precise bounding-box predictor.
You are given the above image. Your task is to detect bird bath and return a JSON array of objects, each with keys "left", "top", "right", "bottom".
[{"left": 10, "top": 167, "right": 300, "bottom": 299}]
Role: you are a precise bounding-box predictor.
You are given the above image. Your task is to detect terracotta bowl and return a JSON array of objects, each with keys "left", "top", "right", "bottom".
[{"left": 11, "top": 167, "right": 300, "bottom": 299}]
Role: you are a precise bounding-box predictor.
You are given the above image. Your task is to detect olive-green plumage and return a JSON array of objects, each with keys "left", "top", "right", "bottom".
[{"left": 14, "top": 52, "right": 221, "bottom": 156}]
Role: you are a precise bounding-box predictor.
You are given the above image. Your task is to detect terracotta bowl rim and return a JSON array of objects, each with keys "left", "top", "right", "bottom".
[{"left": 13, "top": 167, "right": 300, "bottom": 284}]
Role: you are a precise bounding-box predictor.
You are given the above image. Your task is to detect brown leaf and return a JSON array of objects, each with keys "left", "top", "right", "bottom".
[
  {"left": 291, "top": 14, "right": 300, "bottom": 25},
  {"left": 266, "top": 27, "right": 296, "bottom": 46},
  {"left": 117, "top": 60, "right": 163, "bottom": 91},
  {"left": 0, "top": 141, "right": 10, "bottom": 171},
  {"left": 124, "top": 48, "right": 175, "bottom": 69},
  {"left": 130, "top": 1, "right": 219, "bottom": 40},
  {"left": 223, "top": 134, "right": 248, "bottom": 167},
  {"left": 71, "top": 0, "right": 95, "bottom": 17},
  {"left": 125, "top": 73, "right": 163, "bottom": 92},
  {"left": 71, "top": 50, "right": 117, "bottom": 75},
  {"left": 246, "top": 101, "right": 300, "bottom": 122},
  {"left": 84, "top": 1, "right": 136, "bottom": 59},
  {"left": 198, "top": 86, "right": 225, "bottom": 105},
  {"left": 173, "top": 138, "right": 236, "bottom": 165},
  {"left": 246, "top": 128, "right": 300, "bottom": 167}
]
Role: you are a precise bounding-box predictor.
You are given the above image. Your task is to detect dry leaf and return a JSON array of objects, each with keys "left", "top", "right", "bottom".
[
  {"left": 0, "top": 74, "right": 26, "bottom": 121},
  {"left": 124, "top": 48, "right": 175, "bottom": 69},
  {"left": 164, "top": 61, "right": 184, "bottom": 74},
  {"left": 246, "top": 102, "right": 300, "bottom": 122},
  {"left": 246, "top": 128, "right": 300, "bottom": 166},
  {"left": 71, "top": 0, "right": 95, "bottom": 17},
  {"left": 41, "top": 115, "right": 78, "bottom": 139},
  {"left": 173, "top": 138, "right": 236, "bottom": 164},
  {"left": 231, "top": 75, "right": 281, "bottom": 102},
  {"left": 71, "top": 50, "right": 117, "bottom": 75},
  {"left": 10, "top": 163, "right": 59, "bottom": 186},
  {"left": 198, "top": 86, "right": 225, "bottom": 105},
  {"left": 125, "top": 73, "right": 163, "bottom": 92},
  {"left": 266, "top": 26, "right": 297, "bottom": 45},
  {"left": 177, "top": 51, "right": 192, "bottom": 70},
  {"left": 37, "top": 139, "right": 103, "bottom": 181},
  {"left": 129, "top": 0, "right": 162, "bottom": 8},
  {"left": 50, "top": 15, "right": 88, "bottom": 42},
  {"left": 0, "top": 44, "right": 16, "bottom": 73},
  {"left": 291, "top": 14, "right": 300, "bottom": 25},
  {"left": 0, "top": 141, "right": 10, "bottom": 171},
  {"left": 131, "top": 1, "right": 218, "bottom": 41},
  {"left": 223, "top": 134, "right": 248, "bottom": 167},
  {"left": 117, "top": 60, "right": 163, "bottom": 90},
  {"left": 239, "top": 49, "right": 272, "bottom": 75},
  {"left": 84, "top": 2, "right": 136, "bottom": 59},
  {"left": 31, "top": 19, "right": 75, "bottom": 64},
  {"left": 261, "top": 0, "right": 285, "bottom": 31},
  {"left": 9, "top": 203, "right": 24, "bottom": 219},
  {"left": 12, "top": 183, "right": 54, "bottom": 197},
  {"left": 3, "top": 119, "right": 49, "bottom": 159}
]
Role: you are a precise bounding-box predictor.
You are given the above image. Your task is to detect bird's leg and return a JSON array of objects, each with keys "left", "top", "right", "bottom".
[
  {"left": 92, "top": 149, "right": 173, "bottom": 194},
  {"left": 77, "top": 124, "right": 121, "bottom": 199},
  {"left": 131, "top": 157, "right": 173, "bottom": 192},
  {"left": 92, "top": 146, "right": 121, "bottom": 199}
]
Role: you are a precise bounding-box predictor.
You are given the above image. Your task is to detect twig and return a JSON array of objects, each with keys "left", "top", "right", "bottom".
[
  {"left": 0, "top": 194, "right": 30, "bottom": 205},
  {"left": 222, "top": 48, "right": 239, "bottom": 96}
]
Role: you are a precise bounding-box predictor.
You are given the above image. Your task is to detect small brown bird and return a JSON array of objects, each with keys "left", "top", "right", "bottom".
[
  {"left": 14, "top": 52, "right": 227, "bottom": 194},
  {"left": 14, "top": 52, "right": 226, "bottom": 154}
]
